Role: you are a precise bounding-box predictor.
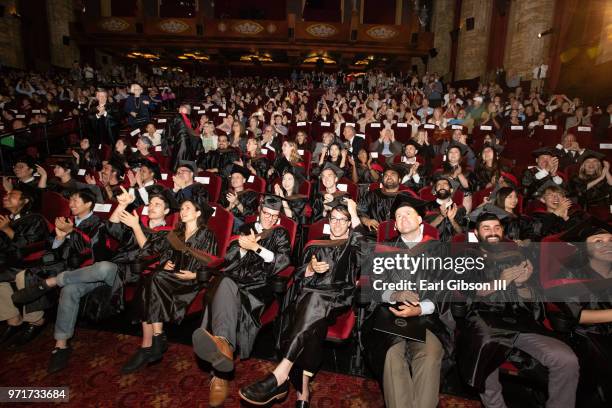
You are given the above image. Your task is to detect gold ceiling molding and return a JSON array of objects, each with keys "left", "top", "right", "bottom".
[
  {"left": 232, "top": 21, "right": 264, "bottom": 35},
  {"left": 99, "top": 18, "right": 130, "bottom": 32},
  {"left": 305, "top": 23, "right": 338, "bottom": 38},
  {"left": 158, "top": 19, "right": 190, "bottom": 34},
  {"left": 366, "top": 25, "right": 399, "bottom": 40}
]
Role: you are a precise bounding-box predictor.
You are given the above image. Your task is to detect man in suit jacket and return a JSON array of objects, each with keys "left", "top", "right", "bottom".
[
  {"left": 343, "top": 124, "right": 365, "bottom": 158},
  {"left": 369, "top": 128, "right": 403, "bottom": 164},
  {"left": 123, "top": 84, "right": 154, "bottom": 129}
]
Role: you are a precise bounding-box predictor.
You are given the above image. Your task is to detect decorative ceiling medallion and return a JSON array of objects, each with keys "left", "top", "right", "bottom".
[
  {"left": 159, "top": 19, "right": 190, "bottom": 33},
  {"left": 266, "top": 23, "right": 277, "bottom": 34},
  {"left": 366, "top": 25, "right": 399, "bottom": 40},
  {"left": 99, "top": 18, "right": 130, "bottom": 32},
  {"left": 232, "top": 21, "right": 264, "bottom": 35},
  {"left": 305, "top": 23, "right": 338, "bottom": 38}
]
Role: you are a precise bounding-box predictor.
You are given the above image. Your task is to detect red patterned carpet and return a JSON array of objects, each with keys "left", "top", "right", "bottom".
[{"left": 0, "top": 327, "right": 481, "bottom": 407}]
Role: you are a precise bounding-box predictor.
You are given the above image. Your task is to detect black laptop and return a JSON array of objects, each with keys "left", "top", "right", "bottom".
[{"left": 372, "top": 305, "right": 426, "bottom": 343}]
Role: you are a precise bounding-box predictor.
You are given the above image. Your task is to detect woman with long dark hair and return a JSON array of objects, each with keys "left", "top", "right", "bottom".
[
  {"left": 273, "top": 168, "right": 309, "bottom": 224},
  {"left": 473, "top": 145, "right": 508, "bottom": 191},
  {"left": 492, "top": 186, "right": 534, "bottom": 241},
  {"left": 121, "top": 187, "right": 218, "bottom": 373}
]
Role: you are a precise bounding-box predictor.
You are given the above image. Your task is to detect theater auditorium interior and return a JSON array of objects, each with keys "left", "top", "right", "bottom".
[{"left": 0, "top": 0, "right": 611, "bottom": 407}]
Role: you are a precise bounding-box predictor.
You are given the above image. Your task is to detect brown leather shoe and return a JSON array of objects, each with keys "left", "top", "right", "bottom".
[
  {"left": 209, "top": 376, "right": 229, "bottom": 407},
  {"left": 192, "top": 328, "right": 234, "bottom": 372}
]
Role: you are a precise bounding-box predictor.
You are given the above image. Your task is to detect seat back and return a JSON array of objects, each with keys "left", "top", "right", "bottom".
[
  {"left": 41, "top": 191, "right": 71, "bottom": 222},
  {"left": 307, "top": 218, "right": 330, "bottom": 241},
  {"left": 244, "top": 174, "right": 266, "bottom": 194},
  {"left": 208, "top": 203, "right": 234, "bottom": 257},
  {"left": 195, "top": 171, "right": 222, "bottom": 203},
  {"left": 279, "top": 215, "right": 298, "bottom": 250}
]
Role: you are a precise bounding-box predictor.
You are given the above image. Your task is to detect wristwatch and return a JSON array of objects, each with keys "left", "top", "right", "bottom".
[{"left": 255, "top": 246, "right": 262, "bottom": 254}]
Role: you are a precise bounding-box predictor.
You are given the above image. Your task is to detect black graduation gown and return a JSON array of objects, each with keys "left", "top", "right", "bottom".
[
  {"left": 311, "top": 191, "right": 349, "bottom": 222},
  {"left": 131, "top": 228, "right": 218, "bottom": 323},
  {"left": 132, "top": 183, "right": 167, "bottom": 208},
  {"left": 357, "top": 189, "right": 402, "bottom": 223},
  {"left": 424, "top": 203, "right": 468, "bottom": 242},
  {"left": 244, "top": 154, "right": 271, "bottom": 179},
  {"left": 87, "top": 103, "right": 119, "bottom": 146},
  {"left": 201, "top": 224, "right": 292, "bottom": 358},
  {"left": 456, "top": 244, "right": 548, "bottom": 390},
  {"left": 76, "top": 147, "right": 102, "bottom": 171},
  {"left": 171, "top": 124, "right": 199, "bottom": 170},
  {"left": 218, "top": 189, "right": 260, "bottom": 222},
  {"left": 361, "top": 238, "right": 454, "bottom": 382},
  {"left": 500, "top": 214, "right": 535, "bottom": 241},
  {"left": 0, "top": 213, "right": 49, "bottom": 281},
  {"left": 568, "top": 175, "right": 611, "bottom": 209},
  {"left": 277, "top": 231, "right": 364, "bottom": 380},
  {"left": 198, "top": 148, "right": 240, "bottom": 178},
  {"left": 24, "top": 214, "right": 109, "bottom": 313},
  {"left": 554, "top": 265, "right": 612, "bottom": 400},
  {"left": 530, "top": 210, "right": 588, "bottom": 241},
  {"left": 521, "top": 167, "right": 565, "bottom": 199}
]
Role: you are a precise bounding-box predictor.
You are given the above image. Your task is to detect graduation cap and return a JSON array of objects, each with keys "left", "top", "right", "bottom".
[
  {"left": 133, "top": 158, "right": 161, "bottom": 180},
  {"left": 404, "top": 139, "right": 420, "bottom": 152},
  {"left": 177, "top": 160, "right": 198, "bottom": 173},
  {"left": 181, "top": 184, "right": 214, "bottom": 221},
  {"left": 389, "top": 192, "right": 430, "bottom": 217},
  {"left": 320, "top": 162, "right": 344, "bottom": 179},
  {"left": 383, "top": 163, "right": 408, "bottom": 179},
  {"left": 531, "top": 146, "right": 561, "bottom": 158},
  {"left": 230, "top": 164, "right": 251, "bottom": 179},
  {"left": 560, "top": 217, "right": 612, "bottom": 242},
  {"left": 534, "top": 178, "right": 565, "bottom": 197},
  {"left": 446, "top": 141, "right": 468, "bottom": 157},
  {"left": 149, "top": 186, "right": 179, "bottom": 212},
  {"left": 282, "top": 166, "right": 306, "bottom": 186},
  {"left": 468, "top": 203, "right": 511, "bottom": 223},
  {"left": 261, "top": 193, "right": 283, "bottom": 211},
  {"left": 578, "top": 150, "right": 606, "bottom": 165}
]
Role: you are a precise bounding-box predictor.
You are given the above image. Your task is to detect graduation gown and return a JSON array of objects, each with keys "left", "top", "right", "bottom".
[
  {"left": 521, "top": 167, "right": 565, "bottom": 199},
  {"left": 170, "top": 116, "right": 199, "bottom": 169},
  {"left": 424, "top": 202, "right": 468, "bottom": 242},
  {"left": 87, "top": 103, "right": 119, "bottom": 146},
  {"left": 131, "top": 228, "right": 218, "bottom": 323},
  {"left": 277, "top": 231, "right": 364, "bottom": 379},
  {"left": 357, "top": 189, "right": 403, "bottom": 223},
  {"left": 24, "top": 214, "right": 109, "bottom": 313},
  {"left": 311, "top": 191, "right": 349, "bottom": 222},
  {"left": 198, "top": 148, "right": 240, "bottom": 179},
  {"left": 218, "top": 189, "right": 260, "bottom": 222},
  {"left": 0, "top": 213, "right": 49, "bottom": 281},
  {"left": 568, "top": 175, "right": 611, "bottom": 209},
  {"left": 456, "top": 244, "right": 548, "bottom": 390},
  {"left": 361, "top": 237, "right": 454, "bottom": 382},
  {"left": 243, "top": 154, "right": 271, "bottom": 179},
  {"left": 202, "top": 224, "right": 292, "bottom": 358},
  {"left": 530, "top": 210, "right": 587, "bottom": 241}
]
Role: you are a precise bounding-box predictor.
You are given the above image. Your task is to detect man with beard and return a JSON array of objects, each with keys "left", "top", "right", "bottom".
[
  {"left": 239, "top": 199, "right": 363, "bottom": 406},
  {"left": 192, "top": 195, "right": 292, "bottom": 407},
  {"left": 85, "top": 160, "right": 123, "bottom": 202},
  {"left": 312, "top": 162, "right": 350, "bottom": 222},
  {"left": 197, "top": 134, "right": 240, "bottom": 179},
  {"left": 87, "top": 89, "right": 119, "bottom": 147},
  {"left": 126, "top": 159, "right": 165, "bottom": 207},
  {"left": 357, "top": 164, "right": 407, "bottom": 237},
  {"left": 457, "top": 213, "right": 579, "bottom": 408},
  {"left": 530, "top": 185, "right": 587, "bottom": 240},
  {"left": 362, "top": 193, "right": 451, "bottom": 408},
  {"left": 398, "top": 140, "right": 428, "bottom": 192},
  {"left": 218, "top": 164, "right": 260, "bottom": 232},
  {"left": 521, "top": 147, "right": 565, "bottom": 200},
  {"left": 425, "top": 175, "right": 467, "bottom": 242}
]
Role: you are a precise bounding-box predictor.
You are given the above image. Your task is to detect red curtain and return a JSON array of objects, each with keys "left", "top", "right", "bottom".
[
  {"left": 547, "top": 0, "right": 580, "bottom": 92},
  {"left": 486, "top": 0, "right": 510, "bottom": 71},
  {"left": 363, "top": 0, "right": 396, "bottom": 25}
]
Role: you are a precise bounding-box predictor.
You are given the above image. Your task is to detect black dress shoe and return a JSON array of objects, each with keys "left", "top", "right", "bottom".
[
  {"left": 48, "top": 347, "right": 72, "bottom": 374},
  {"left": 296, "top": 401, "right": 310, "bottom": 408},
  {"left": 10, "top": 323, "right": 45, "bottom": 347},
  {"left": 239, "top": 373, "right": 289, "bottom": 406},
  {"left": 120, "top": 347, "right": 162, "bottom": 374},
  {"left": 11, "top": 282, "right": 52, "bottom": 305},
  {"left": 0, "top": 324, "right": 24, "bottom": 344}
]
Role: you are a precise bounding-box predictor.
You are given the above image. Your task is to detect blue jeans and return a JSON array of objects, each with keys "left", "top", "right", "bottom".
[{"left": 54, "top": 261, "right": 118, "bottom": 340}]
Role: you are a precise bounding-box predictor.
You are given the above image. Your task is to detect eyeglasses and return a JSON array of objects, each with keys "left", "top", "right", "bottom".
[
  {"left": 329, "top": 217, "right": 349, "bottom": 224},
  {"left": 261, "top": 210, "right": 279, "bottom": 219}
]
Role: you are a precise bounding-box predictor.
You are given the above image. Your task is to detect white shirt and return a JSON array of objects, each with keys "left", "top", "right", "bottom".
[{"left": 534, "top": 167, "right": 563, "bottom": 185}]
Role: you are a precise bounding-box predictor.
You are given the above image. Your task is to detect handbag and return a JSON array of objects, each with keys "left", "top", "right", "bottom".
[{"left": 78, "top": 270, "right": 123, "bottom": 322}]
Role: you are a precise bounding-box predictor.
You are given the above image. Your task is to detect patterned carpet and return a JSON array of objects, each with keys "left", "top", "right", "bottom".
[{"left": 0, "top": 327, "right": 482, "bottom": 407}]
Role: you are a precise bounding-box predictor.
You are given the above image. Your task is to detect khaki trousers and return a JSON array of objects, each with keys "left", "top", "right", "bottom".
[
  {"left": 382, "top": 329, "right": 443, "bottom": 408},
  {"left": 0, "top": 270, "right": 44, "bottom": 323}
]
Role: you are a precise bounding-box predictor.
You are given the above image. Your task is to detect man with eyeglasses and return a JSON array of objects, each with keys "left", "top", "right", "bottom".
[
  {"left": 172, "top": 160, "right": 204, "bottom": 202},
  {"left": 261, "top": 125, "right": 281, "bottom": 153},
  {"left": 197, "top": 134, "right": 240, "bottom": 178},
  {"left": 193, "top": 194, "right": 292, "bottom": 407},
  {"left": 240, "top": 198, "right": 363, "bottom": 406}
]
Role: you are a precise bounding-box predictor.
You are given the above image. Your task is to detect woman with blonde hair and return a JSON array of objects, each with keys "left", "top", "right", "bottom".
[{"left": 569, "top": 152, "right": 611, "bottom": 209}]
